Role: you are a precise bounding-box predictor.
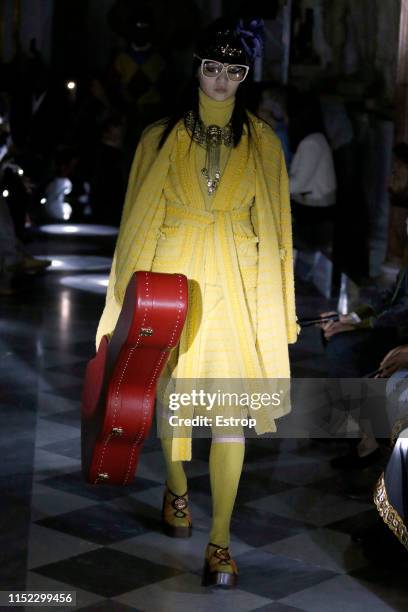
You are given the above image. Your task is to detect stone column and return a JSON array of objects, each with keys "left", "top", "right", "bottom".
[
  {"left": 396, "top": 0, "right": 408, "bottom": 142},
  {"left": 0, "top": 1, "right": 5, "bottom": 61},
  {"left": 282, "top": 0, "right": 292, "bottom": 83},
  {"left": 386, "top": 0, "right": 408, "bottom": 264}
]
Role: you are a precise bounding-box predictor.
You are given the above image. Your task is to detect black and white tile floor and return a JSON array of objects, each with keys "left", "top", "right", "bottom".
[{"left": 1, "top": 232, "right": 407, "bottom": 611}]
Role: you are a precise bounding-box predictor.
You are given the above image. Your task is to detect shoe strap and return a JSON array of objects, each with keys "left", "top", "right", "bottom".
[
  {"left": 208, "top": 542, "right": 230, "bottom": 561},
  {"left": 207, "top": 543, "right": 238, "bottom": 573},
  {"left": 165, "top": 484, "right": 189, "bottom": 518},
  {"left": 208, "top": 541, "right": 229, "bottom": 550}
]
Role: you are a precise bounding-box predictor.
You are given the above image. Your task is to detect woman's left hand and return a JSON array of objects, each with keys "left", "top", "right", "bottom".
[{"left": 376, "top": 345, "right": 408, "bottom": 378}]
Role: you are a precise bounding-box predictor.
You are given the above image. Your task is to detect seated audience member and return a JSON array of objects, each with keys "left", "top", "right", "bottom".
[
  {"left": 354, "top": 368, "right": 408, "bottom": 563},
  {"left": 320, "top": 261, "right": 408, "bottom": 378},
  {"left": 288, "top": 93, "right": 337, "bottom": 251},
  {"left": 319, "top": 264, "right": 408, "bottom": 467}
]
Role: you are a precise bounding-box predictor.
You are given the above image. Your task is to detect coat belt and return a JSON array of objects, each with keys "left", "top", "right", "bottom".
[
  {"left": 164, "top": 201, "right": 251, "bottom": 227},
  {"left": 162, "top": 201, "right": 254, "bottom": 287}
]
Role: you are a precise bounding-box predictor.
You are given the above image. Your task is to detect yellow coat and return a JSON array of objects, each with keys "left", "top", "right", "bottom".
[{"left": 96, "top": 114, "right": 299, "bottom": 460}]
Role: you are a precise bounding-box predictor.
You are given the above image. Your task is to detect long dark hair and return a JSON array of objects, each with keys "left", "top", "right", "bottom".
[{"left": 158, "top": 23, "right": 254, "bottom": 150}]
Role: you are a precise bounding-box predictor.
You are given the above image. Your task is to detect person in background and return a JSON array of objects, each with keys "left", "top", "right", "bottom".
[
  {"left": 0, "top": 195, "right": 51, "bottom": 295},
  {"left": 256, "top": 84, "right": 292, "bottom": 168},
  {"left": 0, "top": 113, "right": 50, "bottom": 294},
  {"left": 288, "top": 93, "right": 337, "bottom": 252},
  {"left": 319, "top": 223, "right": 408, "bottom": 468},
  {"left": 352, "top": 367, "right": 408, "bottom": 564},
  {"left": 320, "top": 264, "right": 408, "bottom": 378},
  {"left": 386, "top": 143, "right": 408, "bottom": 267},
  {"left": 90, "top": 113, "right": 126, "bottom": 226},
  {"left": 9, "top": 46, "right": 73, "bottom": 183},
  {"left": 0, "top": 195, "right": 24, "bottom": 296},
  {"left": 107, "top": 4, "right": 167, "bottom": 170}
]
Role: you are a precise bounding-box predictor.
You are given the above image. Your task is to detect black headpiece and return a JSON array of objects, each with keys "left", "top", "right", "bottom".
[{"left": 196, "top": 22, "right": 250, "bottom": 65}]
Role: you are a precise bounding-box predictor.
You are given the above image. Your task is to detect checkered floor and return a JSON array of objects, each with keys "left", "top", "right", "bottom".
[{"left": 1, "top": 234, "right": 407, "bottom": 611}]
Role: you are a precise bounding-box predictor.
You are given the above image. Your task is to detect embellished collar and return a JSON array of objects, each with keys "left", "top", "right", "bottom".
[{"left": 185, "top": 110, "right": 233, "bottom": 195}]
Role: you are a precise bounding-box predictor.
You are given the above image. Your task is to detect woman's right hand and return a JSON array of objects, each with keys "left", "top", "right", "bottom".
[
  {"left": 318, "top": 311, "right": 355, "bottom": 339},
  {"left": 318, "top": 311, "right": 338, "bottom": 330}
]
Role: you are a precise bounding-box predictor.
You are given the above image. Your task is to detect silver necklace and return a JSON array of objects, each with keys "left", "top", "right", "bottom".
[{"left": 185, "top": 110, "right": 233, "bottom": 195}]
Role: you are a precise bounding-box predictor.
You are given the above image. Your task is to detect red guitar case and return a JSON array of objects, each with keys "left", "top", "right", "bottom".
[{"left": 81, "top": 271, "right": 188, "bottom": 485}]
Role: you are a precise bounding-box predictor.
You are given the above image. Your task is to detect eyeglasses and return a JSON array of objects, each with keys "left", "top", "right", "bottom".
[{"left": 194, "top": 55, "right": 249, "bottom": 82}]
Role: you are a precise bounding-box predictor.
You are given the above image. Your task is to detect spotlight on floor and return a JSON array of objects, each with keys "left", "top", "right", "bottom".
[
  {"left": 60, "top": 274, "right": 110, "bottom": 294},
  {"left": 38, "top": 224, "right": 119, "bottom": 237},
  {"left": 35, "top": 255, "right": 112, "bottom": 272}
]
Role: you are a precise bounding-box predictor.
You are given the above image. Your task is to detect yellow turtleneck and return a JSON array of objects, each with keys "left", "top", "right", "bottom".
[{"left": 198, "top": 87, "right": 235, "bottom": 127}]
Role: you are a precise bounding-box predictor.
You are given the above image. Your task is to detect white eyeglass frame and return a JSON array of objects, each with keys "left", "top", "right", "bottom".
[{"left": 194, "top": 54, "right": 249, "bottom": 82}]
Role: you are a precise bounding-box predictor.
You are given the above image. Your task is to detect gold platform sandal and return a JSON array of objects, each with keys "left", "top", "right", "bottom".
[
  {"left": 161, "top": 483, "right": 192, "bottom": 538},
  {"left": 202, "top": 542, "right": 238, "bottom": 588}
]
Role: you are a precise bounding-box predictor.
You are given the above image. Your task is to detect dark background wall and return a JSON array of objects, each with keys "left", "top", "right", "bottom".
[{"left": 52, "top": 0, "right": 89, "bottom": 78}]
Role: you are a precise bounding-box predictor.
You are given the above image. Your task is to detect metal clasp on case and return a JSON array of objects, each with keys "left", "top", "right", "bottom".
[
  {"left": 111, "top": 427, "right": 123, "bottom": 437},
  {"left": 95, "top": 472, "right": 109, "bottom": 483},
  {"left": 140, "top": 327, "right": 153, "bottom": 336}
]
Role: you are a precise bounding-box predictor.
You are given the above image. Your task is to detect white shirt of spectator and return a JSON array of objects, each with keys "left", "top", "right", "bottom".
[{"left": 289, "top": 132, "right": 337, "bottom": 207}]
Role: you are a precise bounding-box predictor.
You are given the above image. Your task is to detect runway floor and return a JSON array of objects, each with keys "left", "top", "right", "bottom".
[{"left": 1, "top": 227, "right": 406, "bottom": 611}]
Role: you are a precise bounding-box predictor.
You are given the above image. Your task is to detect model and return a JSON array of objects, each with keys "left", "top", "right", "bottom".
[{"left": 96, "top": 20, "right": 298, "bottom": 588}]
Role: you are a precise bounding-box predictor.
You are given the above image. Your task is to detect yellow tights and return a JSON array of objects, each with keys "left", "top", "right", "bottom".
[{"left": 161, "top": 437, "right": 245, "bottom": 548}]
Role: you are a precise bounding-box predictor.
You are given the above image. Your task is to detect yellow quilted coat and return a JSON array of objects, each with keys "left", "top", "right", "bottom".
[{"left": 96, "top": 106, "right": 299, "bottom": 461}]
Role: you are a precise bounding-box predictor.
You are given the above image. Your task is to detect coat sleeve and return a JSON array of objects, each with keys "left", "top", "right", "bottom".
[
  {"left": 95, "top": 124, "right": 165, "bottom": 350},
  {"left": 278, "top": 145, "right": 300, "bottom": 343},
  {"left": 95, "top": 194, "right": 165, "bottom": 350},
  {"left": 118, "top": 125, "right": 154, "bottom": 226},
  {"left": 95, "top": 250, "right": 121, "bottom": 350}
]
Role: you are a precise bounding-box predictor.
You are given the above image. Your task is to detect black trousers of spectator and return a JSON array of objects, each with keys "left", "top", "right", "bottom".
[
  {"left": 325, "top": 328, "right": 400, "bottom": 378},
  {"left": 291, "top": 200, "right": 335, "bottom": 251}
]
